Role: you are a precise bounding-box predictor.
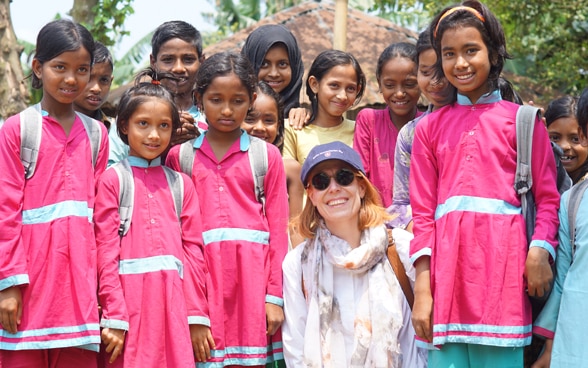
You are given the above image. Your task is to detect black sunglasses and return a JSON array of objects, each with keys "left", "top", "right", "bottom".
[{"left": 309, "top": 168, "right": 357, "bottom": 191}]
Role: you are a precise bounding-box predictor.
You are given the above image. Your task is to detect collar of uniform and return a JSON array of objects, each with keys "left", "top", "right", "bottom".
[
  {"left": 457, "top": 89, "right": 502, "bottom": 105},
  {"left": 187, "top": 105, "right": 203, "bottom": 121},
  {"left": 193, "top": 129, "right": 250, "bottom": 151},
  {"left": 127, "top": 156, "right": 162, "bottom": 168}
]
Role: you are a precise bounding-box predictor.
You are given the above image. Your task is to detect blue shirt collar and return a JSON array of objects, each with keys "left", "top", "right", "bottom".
[
  {"left": 127, "top": 156, "right": 162, "bottom": 168},
  {"left": 457, "top": 89, "right": 502, "bottom": 105},
  {"left": 193, "top": 129, "right": 250, "bottom": 151}
]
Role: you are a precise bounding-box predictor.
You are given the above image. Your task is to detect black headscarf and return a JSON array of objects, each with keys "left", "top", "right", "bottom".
[{"left": 242, "top": 24, "right": 304, "bottom": 116}]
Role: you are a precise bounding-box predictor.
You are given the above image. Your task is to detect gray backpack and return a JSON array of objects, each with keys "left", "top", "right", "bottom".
[
  {"left": 515, "top": 105, "right": 572, "bottom": 243},
  {"left": 566, "top": 179, "right": 588, "bottom": 263},
  {"left": 112, "top": 159, "right": 184, "bottom": 237},
  {"left": 178, "top": 136, "right": 268, "bottom": 215},
  {"left": 19, "top": 103, "right": 102, "bottom": 179}
]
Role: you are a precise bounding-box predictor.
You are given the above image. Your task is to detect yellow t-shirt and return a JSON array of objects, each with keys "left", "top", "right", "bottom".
[{"left": 282, "top": 118, "right": 355, "bottom": 165}]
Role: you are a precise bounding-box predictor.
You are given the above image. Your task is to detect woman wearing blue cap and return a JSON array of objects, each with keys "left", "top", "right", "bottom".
[{"left": 281, "top": 141, "right": 427, "bottom": 367}]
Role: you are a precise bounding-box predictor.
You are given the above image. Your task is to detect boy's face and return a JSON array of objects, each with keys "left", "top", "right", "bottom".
[
  {"left": 73, "top": 61, "right": 113, "bottom": 116},
  {"left": 150, "top": 38, "right": 200, "bottom": 97}
]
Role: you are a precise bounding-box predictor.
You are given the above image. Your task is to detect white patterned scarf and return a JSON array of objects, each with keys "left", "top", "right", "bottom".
[{"left": 300, "top": 224, "right": 404, "bottom": 367}]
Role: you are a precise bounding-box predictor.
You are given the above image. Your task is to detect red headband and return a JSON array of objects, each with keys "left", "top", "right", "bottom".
[{"left": 434, "top": 6, "right": 486, "bottom": 39}]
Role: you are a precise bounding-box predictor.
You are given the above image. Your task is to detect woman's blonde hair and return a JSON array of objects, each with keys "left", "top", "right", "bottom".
[{"left": 293, "top": 171, "right": 394, "bottom": 240}]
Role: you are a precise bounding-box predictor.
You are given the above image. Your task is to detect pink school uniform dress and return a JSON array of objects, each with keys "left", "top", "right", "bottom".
[
  {"left": 409, "top": 91, "right": 560, "bottom": 348},
  {"left": 354, "top": 106, "right": 423, "bottom": 207},
  {"left": 166, "top": 131, "right": 289, "bottom": 367},
  {"left": 0, "top": 112, "right": 109, "bottom": 352},
  {"left": 94, "top": 156, "right": 209, "bottom": 368}
]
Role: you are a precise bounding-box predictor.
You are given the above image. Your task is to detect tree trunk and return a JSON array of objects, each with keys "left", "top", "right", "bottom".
[
  {"left": 70, "top": 0, "right": 99, "bottom": 25},
  {"left": 0, "top": 0, "right": 29, "bottom": 119}
]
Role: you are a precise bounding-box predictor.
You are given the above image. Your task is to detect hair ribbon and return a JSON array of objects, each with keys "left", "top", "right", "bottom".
[
  {"left": 434, "top": 6, "right": 485, "bottom": 38},
  {"left": 151, "top": 79, "right": 161, "bottom": 85}
]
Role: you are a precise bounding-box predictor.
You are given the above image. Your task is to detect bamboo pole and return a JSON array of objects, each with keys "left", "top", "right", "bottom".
[{"left": 333, "top": 0, "right": 348, "bottom": 51}]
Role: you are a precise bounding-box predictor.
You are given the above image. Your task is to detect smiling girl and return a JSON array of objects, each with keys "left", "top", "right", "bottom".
[
  {"left": 409, "top": 1, "right": 559, "bottom": 366},
  {"left": 545, "top": 95, "right": 588, "bottom": 184},
  {"left": 94, "top": 69, "right": 211, "bottom": 367},
  {"left": 283, "top": 50, "right": 366, "bottom": 166},
  {"left": 354, "top": 42, "right": 422, "bottom": 207}
]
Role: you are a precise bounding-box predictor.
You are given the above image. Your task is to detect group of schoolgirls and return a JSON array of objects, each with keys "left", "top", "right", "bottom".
[{"left": 2, "top": 1, "right": 588, "bottom": 367}]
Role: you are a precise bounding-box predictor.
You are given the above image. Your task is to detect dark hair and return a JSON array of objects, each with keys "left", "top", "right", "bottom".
[
  {"left": 151, "top": 20, "right": 203, "bottom": 59},
  {"left": 545, "top": 95, "right": 579, "bottom": 128},
  {"left": 255, "top": 81, "right": 285, "bottom": 152},
  {"left": 194, "top": 52, "right": 257, "bottom": 102},
  {"left": 305, "top": 50, "right": 366, "bottom": 123},
  {"left": 376, "top": 42, "right": 417, "bottom": 81},
  {"left": 429, "top": 0, "right": 510, "bottom": 92},
  {"left": 578, "top": 88, "right": 588, "bottom": 136},
  {"left": 497, "top": 77, "right": 523, "bottom": 105},
  {"left": 32, "top": 19, "right": 95, "bottom": 89},
  {"left": 416, "top": 28, "right": 433, "bottom": 64},
  {"left": 241, "top": 24, "right": 304, "bottom": 116},
  {"left": 116, "top": 68, "right": 181, "bottom": 146},
  {"left": 93, "top": 41, "right": 113, "bottom": 70}
]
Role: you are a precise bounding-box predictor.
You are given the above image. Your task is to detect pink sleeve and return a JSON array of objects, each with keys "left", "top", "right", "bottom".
[
  {"left": 353, "top": 109, "right": 374, "bottom": 179},
  {"left": 408, "top": 122, "right": 438, "bottom": 263},
  {"left": 0, "top": 115, "right": 29, "bottom": 290},
  {"left": 529, "top": 117, "right": 560, "bottom": 258},
  {"left": 265, "top": 145, "right": 289, "bottom": 304},
  {"left": 179, "top": 174, "right": 210, "bottom": 326},
  {"left": 94, "top": 169, "right": 129, "bottom": 330}
]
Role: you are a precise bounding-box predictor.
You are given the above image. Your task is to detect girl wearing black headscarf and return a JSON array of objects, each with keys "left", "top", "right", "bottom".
[{"left": 242, "top": 24, "right": 304, "bottom": 117}]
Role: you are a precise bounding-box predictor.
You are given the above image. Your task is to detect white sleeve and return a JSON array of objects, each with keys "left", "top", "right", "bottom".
[
  {"left": 392, "top": 227, "right": 416, "bottom": 285},
  {"left": 282, "top": 245, "right": 308, "bottom": 368}
]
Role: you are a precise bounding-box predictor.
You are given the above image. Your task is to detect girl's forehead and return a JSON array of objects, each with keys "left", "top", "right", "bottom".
[{"left": 207, "top": 74, "right": 250, "bottom": 93}]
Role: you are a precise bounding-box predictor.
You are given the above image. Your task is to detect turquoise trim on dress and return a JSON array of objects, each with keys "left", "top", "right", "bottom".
[
  {"left": 0, "top": 274, "right": 29, "bottom": 291},
  {"left": 118, "top": 255, "right": 184, "bottom": 278},
  {"left": 0, "top": 323, "right": 100, "bottom": 339},
  {"left": 22, "top": 200, "right": 93, "bottom": 224},
  {"left": 529, "top": 239, "right": 556, "bottom": 261},
  {"left": 410, "top": 248, "right": 432, "bottom": 264},
  {"left": 188, "top": 316, "right": 211, "bottom": 327},
  {"left": 202, "top": 228, "right": 270, "bottom": 246},
  {"left": 435, "top": 195, "right": 521, "bottom": 220},
  {"left": 100, "top": 318, "right": 129, "bottom": 331},
  {"left": 265, "top": 295, "right": 284, "bottom": 307},
  {"left": 0, "top": 336, "right": 100, "bottom": 351},
  {"left": 434, "top": 323, "right": 531, "bottom": 334}
]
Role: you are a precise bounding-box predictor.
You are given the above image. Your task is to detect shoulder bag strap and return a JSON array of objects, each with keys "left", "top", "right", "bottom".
[{"left": 386, "top": 229, "right": 414, "bottom": 310}]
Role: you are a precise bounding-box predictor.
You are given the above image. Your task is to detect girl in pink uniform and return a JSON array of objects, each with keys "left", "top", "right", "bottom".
[
  {"left": 167, "top": 52, "right": 289, "bottom": 367},
  {"left": 353, "top": 42, "right": 422, "bottom": 207},
  {"left": 93, "top": 69, "right": 212, "bottom": 367},
  {"left": 410, "top": 1, "right": 559, "bottom": 367},
  {"left": 0, "top": 20, "right": 108, "bottom": 367}
]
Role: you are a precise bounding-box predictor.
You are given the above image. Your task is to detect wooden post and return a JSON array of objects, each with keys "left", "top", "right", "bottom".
[{"left": 333, "top": 0, "right": 348, "bottom": 51}]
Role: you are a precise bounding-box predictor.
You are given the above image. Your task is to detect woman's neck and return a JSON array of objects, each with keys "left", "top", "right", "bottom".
[{"left": 324, "top": 220, "right": 362, "bottom": 249}]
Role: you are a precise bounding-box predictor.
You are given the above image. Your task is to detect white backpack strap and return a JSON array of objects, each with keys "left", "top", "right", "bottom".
[
  {"left": 20, "top": 103, "right": 43, "bottom": 179},
  {"left": 162, "top": 166, "right": 184, "bottom": 226},
  {"left": 178, "top": 140, "right": 196, "bottom": 177},
  {"left": 112, "top": 159, "right": 135, "bottom": 237},
  {"left": 568, "top": 179, "right": 588, "bottom": 262},
  {"left": 515, "top": 105, "right": 540, "bottom": 196},
  {"left": 248, "top": 136, "right": 268, "bottom": 216},
  {"left": 76, "top": 112, "right": 102, "bottom": 168}
]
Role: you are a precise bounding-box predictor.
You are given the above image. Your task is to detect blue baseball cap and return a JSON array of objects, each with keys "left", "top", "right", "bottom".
[{"left": 300, "top": 141, "right": 365, "bottom": 185}]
